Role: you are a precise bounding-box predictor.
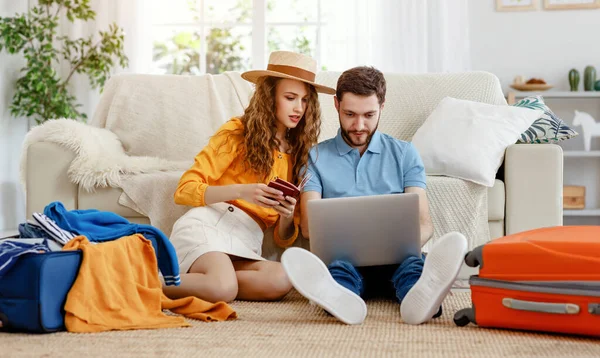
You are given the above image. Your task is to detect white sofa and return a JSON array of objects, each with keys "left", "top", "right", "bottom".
[{"left": 25, "top": 71, "right": 563, "bottom": 257}]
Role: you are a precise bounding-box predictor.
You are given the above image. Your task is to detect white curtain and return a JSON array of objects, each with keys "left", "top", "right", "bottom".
[
  {"left": 58, "top": 0, "right": 152, "bottom": 119},
  {"left": 320, "top": 0, "right": 471, "bottom": 73}
]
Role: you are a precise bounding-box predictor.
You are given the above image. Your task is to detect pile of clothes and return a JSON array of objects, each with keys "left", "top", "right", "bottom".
[
  {"left": 19, "top": 201, "right": 181, "bottom": 285},
  {"left": 0, "top": 201, "right": 237, "bottom": 333}
]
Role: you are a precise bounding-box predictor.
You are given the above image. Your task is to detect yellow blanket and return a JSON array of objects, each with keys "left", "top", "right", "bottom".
[{"left": 63, "top": 235, "right": 236, "bottom": 332}]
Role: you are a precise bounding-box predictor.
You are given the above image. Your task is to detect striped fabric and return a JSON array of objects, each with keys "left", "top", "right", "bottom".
[
  {"left": 32, "top": 213, "right": 76, "bottom": 245},
  {"left": 0, "top": 239, "right": 51, "bottom": 276}
]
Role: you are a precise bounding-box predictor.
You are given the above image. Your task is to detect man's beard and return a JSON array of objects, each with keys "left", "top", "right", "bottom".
[{"left": 340, "top": 115, "right": 379, "bottom": 148}]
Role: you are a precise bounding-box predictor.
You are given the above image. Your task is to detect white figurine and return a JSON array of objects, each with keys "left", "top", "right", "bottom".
[{"left": 573, "top": 110, "right": 600, "bottom": 151}]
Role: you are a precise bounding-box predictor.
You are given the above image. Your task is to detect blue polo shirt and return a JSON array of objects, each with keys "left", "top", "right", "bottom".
[{"left": 303, "top": 129, "right": 426, "bottom": 198}]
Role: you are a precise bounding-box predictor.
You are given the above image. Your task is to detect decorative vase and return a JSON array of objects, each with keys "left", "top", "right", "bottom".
[
  {"left": 584, "top": 66, "right": 596, "bottom": 91},
  {"left": 595, "top": 80, "right": 600, "bottom": 91},
  {"left": 569, "top": 69, "right": 580, "bottom": 91}
]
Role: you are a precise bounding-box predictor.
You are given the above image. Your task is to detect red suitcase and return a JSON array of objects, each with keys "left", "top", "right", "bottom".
[{"left": 454, "top": 226, "right": 600, "bottom": 337}]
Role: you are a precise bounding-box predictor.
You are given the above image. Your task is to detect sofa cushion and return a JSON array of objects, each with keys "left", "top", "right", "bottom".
[
  {"left": 513, "top": 95, "right": 578, "bottom": 144},
  {"left": 412, "top": 97, "right": 542, "bottom": 187}
]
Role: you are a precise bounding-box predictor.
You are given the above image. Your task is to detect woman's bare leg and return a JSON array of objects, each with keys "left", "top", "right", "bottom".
[
  {"left": 232, "top": 260, "right": 292, "bottom": 301},
  {"left": 163, "top": 252, "right": 238, "bottom": 302}
]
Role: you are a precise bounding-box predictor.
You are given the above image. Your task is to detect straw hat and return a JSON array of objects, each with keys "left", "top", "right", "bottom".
[{"left": 241, "top": 51, "right": 335, "bottom": 95}]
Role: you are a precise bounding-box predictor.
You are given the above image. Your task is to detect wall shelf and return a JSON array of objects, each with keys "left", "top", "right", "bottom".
[
  {"left": 563, "top": 151, "right": 600, "bottom": 157},
  {"left": 564, "top": 209, "right": 600, "bottom": 217},
  {"left": 511, "top": 91, "right": 600, "bottom": 98}
]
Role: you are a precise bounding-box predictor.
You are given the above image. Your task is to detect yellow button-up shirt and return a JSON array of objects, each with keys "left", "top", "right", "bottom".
[{"left": 174, "top": 118, "right": 300, "bottom": 247}]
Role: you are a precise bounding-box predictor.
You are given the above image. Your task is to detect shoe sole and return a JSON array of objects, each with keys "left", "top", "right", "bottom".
[
  {"left": 400, "top": 232, "right": 468, "bottom": 325},
  {"left": 281, "top": 247, "right": 367, "bottom": 325}
]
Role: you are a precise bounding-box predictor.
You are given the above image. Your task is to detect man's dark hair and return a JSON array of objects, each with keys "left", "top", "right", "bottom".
[{"left": 336, "top": 66, "right": 386, "bottom": 105}]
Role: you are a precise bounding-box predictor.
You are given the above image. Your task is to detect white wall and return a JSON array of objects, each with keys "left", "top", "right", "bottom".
[
  {"left": 469, "top": 1, "right": 600, "bottom": 92},
  {"left": 0, "top": 1, "right": 28, "bottom": 232}
]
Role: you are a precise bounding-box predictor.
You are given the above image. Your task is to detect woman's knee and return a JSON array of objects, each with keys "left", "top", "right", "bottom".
[
  {"left": 182, "top": 272, "right": 238, "bottom": 302},
  {"left": 263, "top": 263, "right": 292, "bottom": 300},
  {"left": 188, "top": 253, "right": 239, "bottom": 302},
  {"left": 211, "top": 276, "right": 239, "bottom": 302}
]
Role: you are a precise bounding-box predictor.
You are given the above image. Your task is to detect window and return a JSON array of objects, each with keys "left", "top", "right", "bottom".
[{"left": 150, "top": 0, "right": 324, "bottom": 75}]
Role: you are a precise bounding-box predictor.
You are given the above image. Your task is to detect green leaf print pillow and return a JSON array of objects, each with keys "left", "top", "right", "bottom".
[{"left": 513, "top": 95, "right": 578, "bottom": 144}]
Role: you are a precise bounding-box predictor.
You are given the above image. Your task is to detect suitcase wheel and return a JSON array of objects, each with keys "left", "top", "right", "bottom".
[
  {"left": 453, "top": 308, "right": 475, "bottom": 327},
  {"left": 464, "top": 245, "right": 483, "bottom": 268}
]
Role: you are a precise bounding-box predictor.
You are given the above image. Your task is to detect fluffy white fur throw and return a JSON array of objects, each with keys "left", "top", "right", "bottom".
[{"left": 20, "top": 119, "right": 190, "bottom": 192}]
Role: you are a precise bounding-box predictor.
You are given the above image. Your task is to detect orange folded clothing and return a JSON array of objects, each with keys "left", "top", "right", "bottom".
[{"left": 62, "top": 234, "right": 236, "bottom": 333}]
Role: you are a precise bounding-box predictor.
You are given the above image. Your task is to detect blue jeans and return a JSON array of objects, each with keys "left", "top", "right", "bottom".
[{"left": 328, "top": 254, "right": 426, "bottom": 303}]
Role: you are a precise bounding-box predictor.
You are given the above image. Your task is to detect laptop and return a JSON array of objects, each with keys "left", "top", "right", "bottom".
[{"left": 307, "top": 193, "right": 421, "bottom": 267}]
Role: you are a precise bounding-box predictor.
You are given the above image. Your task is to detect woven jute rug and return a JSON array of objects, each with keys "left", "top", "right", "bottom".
[{"left": 1, "top": 291, "right": 599, "bottom": 357}]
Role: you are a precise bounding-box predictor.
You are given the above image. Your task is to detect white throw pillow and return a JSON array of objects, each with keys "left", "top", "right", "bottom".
[{"left": 412, "top": 97, "right": 542, "bottom": 187}]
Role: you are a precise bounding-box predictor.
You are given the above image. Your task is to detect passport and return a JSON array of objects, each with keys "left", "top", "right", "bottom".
[{"left": 267, "top": 174, "right": 312, "bottom": 199}]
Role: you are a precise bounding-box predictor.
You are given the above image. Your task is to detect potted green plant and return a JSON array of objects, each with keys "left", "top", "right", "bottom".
[{"left": 0, "top": 0, "right": 128, "bottom": 124}]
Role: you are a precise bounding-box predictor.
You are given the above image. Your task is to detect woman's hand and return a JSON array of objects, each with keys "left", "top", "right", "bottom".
[
  {"left": 273, "top": 196, "right": 297, "bottom": 219},
  {"left": 239, "top": 183, "right": 284, "bottom": 208}
]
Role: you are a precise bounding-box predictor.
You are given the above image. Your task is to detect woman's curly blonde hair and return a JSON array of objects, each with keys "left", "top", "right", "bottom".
[{"left": 218, "top": 76, "right": 321, "bottom": 184}]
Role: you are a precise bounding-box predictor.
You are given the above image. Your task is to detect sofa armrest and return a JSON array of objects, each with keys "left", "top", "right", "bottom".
[
  {"left": 26, "top": 142, "right": 78, "bottom": 218},
  {"left": 504, "top": 144, "right": 563, "bottom": 235}
]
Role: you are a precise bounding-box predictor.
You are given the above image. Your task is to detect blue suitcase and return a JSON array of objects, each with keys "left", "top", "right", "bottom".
[{"left": 0, "top": 247, "right": 82, "bottom": 333}]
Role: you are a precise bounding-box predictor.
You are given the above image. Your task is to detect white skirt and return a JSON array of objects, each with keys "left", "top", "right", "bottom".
[{"left": 170, "top": 202, "right": 265, "bottom": 274}]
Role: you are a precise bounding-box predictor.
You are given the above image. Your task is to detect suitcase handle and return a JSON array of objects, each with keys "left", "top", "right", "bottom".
[{"left": 502, "top": 298, "right": 580, "bottom": 314}]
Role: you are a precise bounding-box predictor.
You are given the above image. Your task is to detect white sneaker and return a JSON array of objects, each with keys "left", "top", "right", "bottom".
[
  {"left": 281, "top": 247, "right": 367, "bottom": 325},
  {"left": 400, "top": 232, "right": 468, "bottom": 325}
]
